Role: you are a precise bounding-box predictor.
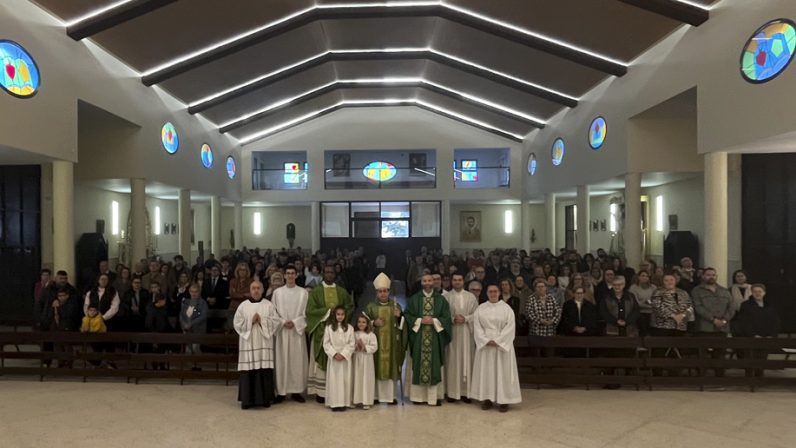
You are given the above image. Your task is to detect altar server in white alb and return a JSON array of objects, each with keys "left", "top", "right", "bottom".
[
  {"left": 272, "top": 265, "right": 309, "bottom": 403},
  {"left": 443, "top": 272, "right": 479, "bottom": 403},
  {"left": 352, "top": 315, "right": 378, "bottom": 409},
  {"left": 234, "top": 281, "right": 282, "bottom": 410},
  {"left": 470, "top": 284, "right": 522, "bottom": 413},
  {"left": 323, "top": 305, "right": 355, "bottom": 411}
]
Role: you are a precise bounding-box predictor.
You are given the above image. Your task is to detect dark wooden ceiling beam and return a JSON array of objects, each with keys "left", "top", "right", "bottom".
[
  {"left": 187, "top": 49, "right": 576, "bottom": 115},
  {"left": 617, "top": 0, "right": 709, "bottom": 27},
  {"left": 218, "top": 81, "right": 543, "bottom": 134},
  {"left": 67, "top": 0, "right": 178, "bottom": 40},
  {"left": 235, "top": 102, "right": 524, "bottom": 144},
  {"left": 142, "top": 4, "right": 626, "bottom": 86}
]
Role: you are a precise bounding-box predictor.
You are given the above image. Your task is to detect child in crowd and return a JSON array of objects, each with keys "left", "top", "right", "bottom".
[
  {"left": 323, "top": 305, "right": 354, "bottom": 412},
  {"left": 81, "top": 305, "right": 107, "bottom": 334},
  {"left": 352, "top": 315, "right": 378, "bottom": 409}
]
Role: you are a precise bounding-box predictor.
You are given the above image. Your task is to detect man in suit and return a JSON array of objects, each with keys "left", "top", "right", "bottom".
[
  {"left": 121, "top": 276, "right": 151, "bottom": 331},
  {"left": 203, "top": 264, "right": 229, "bottom": 310},
  {"left": 560, "top": 287, "right": 599, "bottom": 336}
]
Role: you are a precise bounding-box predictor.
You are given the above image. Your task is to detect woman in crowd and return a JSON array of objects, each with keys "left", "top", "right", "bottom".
[
  {"left": 629, "top": 270, "right": 655, "bottom": 337},
  {"left": 560, "top": 287, "right": 599, "bottom": 336},
  {"left": 566, "top": 273, "right": 594, "bottom": 304},
  {"left": 735, "top": 284, "right": 780, "bottom": 377},
  {"left": 557, "top": 265, "right": 571, "bottom": 291},
  {"left": 113, "top": 266, "right": 132, "bottom": 298},
  {"left": 730, "top": 269, "right": 752, "bottom": 313},
  {"left": 498, "top": 278, "right": 520, "bottom": 322},
  {"left": 229, "top": 262, "right": 253, "bottom": 314},
  {"left": 265, "top": 271, "right": 284, "bottom": 301}
]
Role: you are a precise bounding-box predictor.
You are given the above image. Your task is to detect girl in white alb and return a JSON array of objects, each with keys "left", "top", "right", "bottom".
[
  {"left": 352, "top": 316, "right": 378, "bottom": 409},
  {"left": 323, "top": 305, "right": 355, "bottom": 411}
]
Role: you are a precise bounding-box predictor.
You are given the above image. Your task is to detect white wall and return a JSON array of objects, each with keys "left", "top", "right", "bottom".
[
  {"left": 643, "top": 176, "right": 705, "bottom": 265},
  {"left": 73, "top": 184, "right": 130, "bottom": 262},
  {"left": 450, "top": 203, "right": 521, "bottom": 251},
  {"left": 221, "top": 205, "right": 312, "bottom": 250},
  {"left": 556, "top": 194, "right": 617, "bottom": 255}
]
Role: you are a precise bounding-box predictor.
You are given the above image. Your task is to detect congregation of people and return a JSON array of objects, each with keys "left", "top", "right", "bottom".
[{"left": 31, "top": 245, "right": 781, "bottom": 409}]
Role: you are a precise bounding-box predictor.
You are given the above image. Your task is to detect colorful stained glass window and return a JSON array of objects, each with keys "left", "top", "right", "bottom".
[
  {"left": 528, "top": 153, "right": 537, "bottom": 175},
  {"left": 551, "top": 138, "right": 565, "bottom": 166},
  {"left": 362, "top": 161, "right": 397, "bottom": 182},
  {"left": 161, "top": 122, "right": 179, "bottom": 154},
  {"left": 741, "top": 19, "right": 796, "bottom": 83},
  {"left": 284, "top": 162, "right": 301, "bottom": 184},
  {"left": 0, "top": 40, "right": 40, "bottom": 98},
  {"left": 201, "top": 143, "right": 213, "bottom": 168},
  {"left": 589, "top": 116, "right": 607, "bottom": 149},
  {"left": 461, "top": 159, "right": 478, "bottom": 182},
  {"left": 226, "top": 156, "right": 236, "bottom": 179}
]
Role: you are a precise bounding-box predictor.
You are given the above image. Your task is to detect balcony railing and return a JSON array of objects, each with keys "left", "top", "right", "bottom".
[
  {"left": 454, "top": 166, "right": 510, "bottom": 189},
  {"left": 252, "top": 169, "right": 308, "bottom": 190},
  {"left": 324, "top": 167, "right": 436, "bottom": 190}
]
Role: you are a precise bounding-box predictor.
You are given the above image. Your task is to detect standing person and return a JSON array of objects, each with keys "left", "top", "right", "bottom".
[
  {"left": 649, "top": 273, "right": 693, "bottom": 376},
  {"left": 121, "top": 277, "right": 149, "bottom": 332},
  {"left": 229, "top": 262, "right": 253, "bottom": 315},
  {"left": 443, "top": 273, "right": 478, "bottom": 403},
  {"left": 628, "top": 271, "right": 655, "bottom": 337},
  {"left": 180, "top": 284, "right": 208, "bottom": 362},
  {"left": 41, "top": 287, "right": 83, "bottom": 368},
  {"left": 691, "top": 268, "right": 734, "bottom": 377},
  {"left": 203, "top": 264, "right": 229, "bottom": 310},
  {"left": 352, "top": 316, "right": 378, "bottom": 409},
  {"left": 405, "top": 273, "right": 452, "bottom": 406},
  {"left": 323, "top": 306, "right": 355, "bottom": 412},
  {"left": 272, "top": 265, "right": 309, "bottom": 403},
  {"left": 365, "top": 273, "right": 404, "bottom": 405},
  {"left": 83, "top": 273, "right": 120, "bottom": 330},
  {"left": 234, "top": 281, "right": 281, "bottom": 410},
  {"left": 469, "top": 284, "right": 522, "bottom": 413},
  {"left": 735, "top": 284, "right": 781, "bottom": 377},
  {"left": 526, "top": 279, "right": 561, "bottom": 353},
  {"left": 560, "top": 287, "right": 600, "bottom": 336},
  {"left": 306, "top": 265, "right": 354, "bottom": 402},
  {"left": 600, "top": 276, "right": 640, "bottom": 337}
]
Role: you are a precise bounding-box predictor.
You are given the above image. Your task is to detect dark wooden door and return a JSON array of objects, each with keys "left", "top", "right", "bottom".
[
  {"left": 565, "top": 205, "right": 576, "bottom": 250},
  {"left": 0, "top": 165, "right": 41, "bottom": 324},
  {"left": 742, "top": 154, "right": 796, "bottom": 332}
]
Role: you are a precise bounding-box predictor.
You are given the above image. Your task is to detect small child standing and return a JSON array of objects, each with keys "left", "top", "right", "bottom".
[
  {"left": 323, "top": 305, "right": 355, "bottom": 412},
  {"left": 352, "top": 315, "right": 378, "bottom": 409},
  {"left": 81, "top": 305, "right": 107, "bottom": 334}
]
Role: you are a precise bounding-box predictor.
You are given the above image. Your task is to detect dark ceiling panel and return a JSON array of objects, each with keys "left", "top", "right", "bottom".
[
  {"left": 30, "top": 0, "right": 117, "bottom": 22},
  {"left": 321, "top": 17, "right": 437, "bottom": 49}
]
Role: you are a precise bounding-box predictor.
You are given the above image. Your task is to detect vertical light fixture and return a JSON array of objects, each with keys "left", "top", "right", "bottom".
[
  {"left": 111, "top": 201, "right": 119, "bottom": 235},
  {"left": 655, "top": 195, "right": 664, "bottom": 232},
  {"left": 573, "top": 205, "right": 578, "bottom": 231},
  {"left": 504, "top": 210, "right": 513, "bottom": 234},
  {"left": 253, "top": 212, "right": 262, "bottom": 236},
  {"left": 609, "top": 203, "right": 617, "bottom": 232},
  {"left": 154, "top": 206, "right": 161, "bottom": 235}
]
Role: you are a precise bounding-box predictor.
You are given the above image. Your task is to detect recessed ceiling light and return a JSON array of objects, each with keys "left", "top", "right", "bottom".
[{"left": 65, "top": 0, "right": 136, "bottom": 27}]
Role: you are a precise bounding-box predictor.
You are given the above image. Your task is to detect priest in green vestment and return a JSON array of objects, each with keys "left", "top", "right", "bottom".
[
  {"left": 405, "top": 273, "right": 451, "bottom": 405},
  {"left": 306, "top": 265, "right": 353, "bottom": 401},
  {"left": 365, "top": 273, "right": 405, "bottom": 404}
]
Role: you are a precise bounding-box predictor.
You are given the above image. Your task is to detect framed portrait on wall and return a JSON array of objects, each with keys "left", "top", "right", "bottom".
[
  {"left": 460, "top": 211, "right": 482, "bottom": 242},
  {"left": 332, "top": 153, "right": 350, "bottom": 177},
  {"left": 409, "top": 152, "right": 427, "bottom": 176}
]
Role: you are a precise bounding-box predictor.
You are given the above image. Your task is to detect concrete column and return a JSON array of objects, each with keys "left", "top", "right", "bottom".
[
  {"left": 521, "top": 201, "right": 531, "bottom": 254},
  {"left": 624, "top": 172, "right": 642, "bottom": 270},
  {"left": 576, "top": 185, "right": 591, "bottom": 255},
  {"left": 311, "top": 202, "right": 320, "bottom": 254},
  {"left": 211, "top": 196, "right": 222, "bottom": 256},
  {"left": 544, "top": 193, "right": 556, "bottom": 252},
  {"left": 234, "top": 202, "right": 243, "bottom": 250},
  {"left": 441, "top": 199, "right": 451, "bottom": 254},
  {"left": 52, "top": 161, "right": 75, "bottom": 278},
  {"left": 178, "top": 189, "right": 191, "bottom": 258},
  {"left": 704, "top": 151, "right": 728, "bottom": 282},
  {"left": 130, "top": 178, "right": 147, "bottom": 264}
]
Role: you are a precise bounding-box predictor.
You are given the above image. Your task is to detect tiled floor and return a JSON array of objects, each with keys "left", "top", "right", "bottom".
[{"left": 1, "top": 381, "right": 795, "bottom": 448}]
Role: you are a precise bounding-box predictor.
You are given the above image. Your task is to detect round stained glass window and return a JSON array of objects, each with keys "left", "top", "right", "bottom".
[
  {"left": 161, "top": 122, "right": 179, "bottom": 154},
  {"left": 0, "top": 40, "right": 40, "bottom": 98},
  {"left": 741, "top": 19, "right": 796, "bottom": 83},
  {"left": 551, "top": 138, "right": 565, "bottom": 166},
  {"left": 200, "top": 143, "right": 213, "bottom": 168},
  {"left": 528, "top": 153, "right": 537, "bottom": 175},
  {"left": 226, "top": 156, "right": 236, "bottom": 179},
  {"left": 588, "top": 116, "right": 607, "bottom": 150},
  {"left": 362, "top": 161, "right": 397, "bottom": 182}
]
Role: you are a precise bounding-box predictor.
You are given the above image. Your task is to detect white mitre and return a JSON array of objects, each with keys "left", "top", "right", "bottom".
[{"left": 373, "top": 272, "right": 391, "bottom": 290}]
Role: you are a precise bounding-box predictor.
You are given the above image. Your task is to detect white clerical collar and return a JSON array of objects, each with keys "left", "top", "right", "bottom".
[{"left": 323, "top": 282, "right": 336, "bottom": 288}]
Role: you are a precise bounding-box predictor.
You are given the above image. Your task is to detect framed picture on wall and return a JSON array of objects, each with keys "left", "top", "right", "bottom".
[
  {"left": 460, "top": 211, "right": 482, "bottom": 242},
  {"left": 600, "top": 219, "right": 606, "bottom": 232},
  {"left": 164, "top": 223, "right": 170, "bottom": 235},
  {"left": 332, "top": 153, "right": 350, "bottom": 177},
  {"left": 170, "top": 223, "right": 177, "bottom": 234},
  {"left": 409, "top": 153, "right": 427, "bottom": 176}
]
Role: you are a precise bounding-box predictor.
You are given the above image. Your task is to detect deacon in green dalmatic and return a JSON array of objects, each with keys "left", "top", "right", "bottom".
[
  {"left": 365, "top": 273, "right": 405, "bottom": 404},
  {"left": 405, "top": 273, "right": 451, "bottom": 405},
  {"left": 306, "top": 265, "right": 354, "bottom": 402}
]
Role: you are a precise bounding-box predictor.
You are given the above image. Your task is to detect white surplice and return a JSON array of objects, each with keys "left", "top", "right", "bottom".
[
  {"left": 233, "top": 299, "right": 281, "bottom": 371},
  {"left": 272, "top": 284, "right": 309, "bottom": 395},
  {"left": 469, "top": 300, "right": 522, "bottom": 404},
  {"left": 352, "top": 331, "right": 378, "bottom": 406},
  {"left": 323, "top": 324, "right": 355, "bottom": 408},
  {"left": 443, "top": 288, "right": 479, "bottom": 399}
]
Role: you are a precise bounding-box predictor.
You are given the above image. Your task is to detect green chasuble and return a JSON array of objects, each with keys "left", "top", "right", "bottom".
[
  {"left": 306, "top": 283, "right": 353, "bottom": 371},
  {"left": 404, "top": 290, "right": 451, "bottom": 386},
  {"left": 365, "top": 300, "right": 405, "bottom": 381}
]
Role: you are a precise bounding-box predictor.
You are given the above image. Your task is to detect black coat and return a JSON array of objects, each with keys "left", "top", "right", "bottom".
[
  {"left": 736, "top": 299, "right": 781, "bottom": 337},
  {"left": 40, "top": 296, "right": 83, "bottom": 332},
  {"left": 560, "top": 300, "right": 600, "bottom": 336},
  {"left": 202, "top": 276, "right": 230, "bottom": 309}
]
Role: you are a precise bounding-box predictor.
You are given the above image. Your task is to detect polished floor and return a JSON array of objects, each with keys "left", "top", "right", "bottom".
[{"left": 1, "top": 381, "right": 795, "bottom": 448}]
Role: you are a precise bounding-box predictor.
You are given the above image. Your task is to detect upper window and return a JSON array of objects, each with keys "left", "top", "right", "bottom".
[
  {"left": 551, "top": 138, "right": 565, "bottom": 166},
  {"left": 226, "top": 156, "right": 236, "bottom": 179},
  {"left": 588, "top": 116, "right": 607, "bottom": 150},
  {"left": 201, "top": 143, "right": 213, "bottom": 168},
  {"left": 741, "top": 19, "right": 796, "bottom": 83},
  {"left": 0, "top": 40, "right": 40, "bottom": 98},
  {"left": 283, "top": 162, "right": 302, "bottom": 184},
  {"left": 528, "top": 153, "right": 537, "bottom": 175},
  {"left": 362, "top": 161, "right": 397, "bottom": 183},
  {"left": 460, "top": 160, "right": 478, "bottom": 182},
  {"left": 161, "top": 122, "right": 179, "bottom": 154}
]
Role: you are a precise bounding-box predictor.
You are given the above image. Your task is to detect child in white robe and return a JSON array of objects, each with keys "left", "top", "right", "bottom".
[
  {"left": 323, "top": 305, "right": 355, "bottom": 411},
  {"left": 352, "top": 315, "right": 378, "bottom": 409}
]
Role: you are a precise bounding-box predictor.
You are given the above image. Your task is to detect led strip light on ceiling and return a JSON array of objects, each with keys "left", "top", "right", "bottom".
[
  {"left": 64, "top": 0, "right": 136, "bottom": 27},
  {"left": 215, "top": 76, "right": 546, "bottom": 130},
  {"left": 237, "top": 98, "right": 526, "bottom": 144}
]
